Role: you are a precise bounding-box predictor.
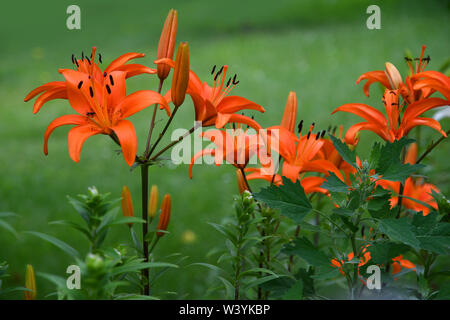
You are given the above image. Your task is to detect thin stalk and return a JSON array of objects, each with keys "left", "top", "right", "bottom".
[
  {"left": 148, "top": 105, "right": 180, "bottom": 156},
  {"left": 144, "top": 79, "right": 164, "bottom": 159},
  {"left": 149, "top": 123, "right": 200, "bottom": 161},
  {"left": 416, "top": 129, "right": 450, "bottom": 164},
  {"left": 141, "top": 164, "right": 150, "bottom": 295}
]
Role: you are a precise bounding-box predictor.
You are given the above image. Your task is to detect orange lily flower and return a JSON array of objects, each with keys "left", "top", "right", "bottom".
[
  {"left": 272, "top": 124, "right": 344, "bottom": 183},
  {"left": 42, "top": 68, "right": 168, "bottom": 166},
  {"left": 412, "top": 70, "right": 450, "bottom": 101},
  {"left": 25, "top": 47, "right": 157, "bottom": 114},
  {"left": 377, "top": 143, "right": 440, "bottom": 215},
  {"left": 333, "top": 89, "right": 447, "bottom": 145},
  {"left": 189, "top": 124, "right": 262, "bottom": 178},
  {"left": 317, "top": 126, "right": 357, "bottom": 184},
  {"left": 392, "top": 255, "right": 416, "bottom": 275},
  {"left": 154, "top": 59, "right": 265, "bottom": 130},
  {"left": 356, "top": 45, "right": 441, "bottom": 104}
]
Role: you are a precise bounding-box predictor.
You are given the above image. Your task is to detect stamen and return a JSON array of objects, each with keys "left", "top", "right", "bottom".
[
  {"left": 109, "top": 75, "right": 114, "bottom": 86},
  {"left": 77, "top": 81, "right": 83, "bottom": 89},
  {"left": 232, "top": 74, "right": 239, "bottom": 85},
  {"left": 81, "top": 51, "right": 84, "bottom": 60},
  {"left": 89, "top": 87, "right": 94, "bottom": 98},
  {"left": 71, "top": 54, "right": 75, "bottom": 64},
  {"left": 106, "top": 84, "right": 111, "bottom": 94},
  {"left": 297, "top": 120, "right": 303, "bottom": 133},
  {"left": 75, "top": 59, "right": 79, "bottom": 67},
  {"left": 211, "top": 65, "right": 216, "bottom": 75},
  {"left": 321, "top": 130, "right": 326, "bottom": 138},
  {"left": 86, "top": 56, "right": 91, "bottom": 65},
  {"left": 214, "top": 66, "right": 224, "bottom": 81},
  {"left": 226, "top": 77, "right": 231, "bottom": 87},
  {"left": 98, "top": 53, "right": 102, "bottom": 64},
  {"left": 307, "top": 131, "right": 312, "bottom": 139},
  {"left": 103, "top": 72, "right": 107, "bottom": 77}
]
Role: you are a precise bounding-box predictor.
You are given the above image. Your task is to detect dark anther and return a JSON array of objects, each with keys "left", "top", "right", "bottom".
[
  {"left": 71, "top": 54, "right": 75, "bottom": 64},
  {"left": 109, "top": 75, "right": 114, "bottom": 86},
  {"left": 106, "top": 84, "right": 111, "bottom": 94},
  {"left": 232, "top": 74, "right": 239, "bottom": 85},
  {"left": 232, "top": 122, "right": 236, "bottom": 130},
  {"left": 74, "top": 59, "right": 79, "bottom": 67},
  {"left": 86, "top": 56, "right": 91, "bottom": 65},
  {"left": 77, "top": 81, "right": 83, "bottom": 89},
  {"left": 307, "top": 131, "right": 312, "bottom": 139},
  {"left": 327, "top": 125, "right": 332, "bottom": 132},
  {"left": 226, "top": 77, "right": 231, "bottom": 87},
  {"left": 404, "top": 57, "right": 412, "bottom": 62},
  {"left": 81, "top": 51, "right": 84, "bottom": 60},
  {"left": 103, "top": 71, "right": 107, "bottom": 77},
  {"left": 315, "top": 132, "right": 321, "bottom": 140},
  {"left": 251, "top": 115, "right": 254, "bottom": 120},
  {"left": 211, "top": 65, "right": 216, "bottom": 75},
  {"left": 321, "top": 130, "right": 326, "bottom": 138},
  {"left": 86, "top": 112, "right": 95, "bottom": 117},
  {"left": 332, "top": 126, "right": 337, "bottom": 135},
  {"left": 98, "top": 53, "right": 103, "bottom": 64},
  {"left": 214, "top": 66, "right": 224, "bottom": 81},
  {"left": 297, "top": 120, "right": 303, "bottom": 133},
  {"left": 89, "top": 87, "right": 94, "bottom": 98}
]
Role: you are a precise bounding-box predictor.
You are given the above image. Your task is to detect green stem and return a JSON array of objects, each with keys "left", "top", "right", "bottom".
[
  {"left": 141, "top": 164, "right": 150, "bottom": 295},
  {"left": 144, "top": 79, "right": 164, "bottom": 159},
  {"left": 148, "top": 105, "right": 180, "bottom": 157},
  {"left": 416, "top": 129, "right": 450, "bottom": 164}
]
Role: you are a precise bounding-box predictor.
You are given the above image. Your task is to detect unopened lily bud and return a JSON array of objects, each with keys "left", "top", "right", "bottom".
[
  {"left": 157, "top": 194, "right": 171, "bottom": 237},
  {"left": 148, "top": 185, "right": 159, "bottom": 218},
  {"left": 385, "top": 62, "right": 402, "bottom": 89},
  {"left": 157, "top": 9, "right": 178, "bottom": 81},
  {"left": 24, "top": 264, "right": 36, "bottom": 300},
  {"left": 121, "top": 186, "right": 134, "bottom": 226},
  {"left": 280, "top": 91, "right": 297, "bottom": 132},
  {"left": 236, "top": 169, "right": 249, "bottom": 194},
  {"left": 171, "top": 42, "right": 190, "bottom": 107}
]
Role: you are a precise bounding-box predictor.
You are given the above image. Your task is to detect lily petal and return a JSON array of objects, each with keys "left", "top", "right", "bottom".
[
  {"left": 44, "top": 114, "right": 89, "bottom": 155},
  {"left": 104, "top": 52, "right": 146, "bottom": 74},
  {"left": 68, "top": 124, "right": 102, "bottom": 163},
  {"left": 111, "top": 120, "right": 138, "bottom": 166},
  {"left": 116, "top": 90, "right": 169, "bottom": 119},
  {"left": 216, "top": 96, "right": 265, "bottom": 114},
  {"left": 189, "top": 149, "right": 215, "bottom": 179},
  {"left": 33, "top": 86, "right": 67, "bottom": 114}
]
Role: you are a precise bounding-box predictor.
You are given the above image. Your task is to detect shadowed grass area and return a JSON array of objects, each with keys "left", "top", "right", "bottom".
[{"left": 0, "top": 0, "right": 449, "bottom": 299}]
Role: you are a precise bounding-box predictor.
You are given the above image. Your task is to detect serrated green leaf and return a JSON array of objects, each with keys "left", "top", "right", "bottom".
[
  {"left": 379, "top": 218, "right": 420, "bottom": 249},
  {"left": 254, "top": 177, "right": 312, "bottom": 224},
  {"left": 282, "top": 279, "right": 303, "bottom": 300},
  {"left": 321, "top": 172, "right": 349, "bottom": 193},
  {"left": 329, "top": 134, "right": 357, "bottom": 169},
  {"left": 367, "top": 240, "right": 410, "bottom": 264},
  {"left": 282, "top": 237, "right": 332, "bottom": 270}
]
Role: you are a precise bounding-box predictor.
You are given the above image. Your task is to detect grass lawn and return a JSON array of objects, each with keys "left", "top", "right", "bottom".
[{"left": 0, "top": 0, "right": 449, "bottom": 299}]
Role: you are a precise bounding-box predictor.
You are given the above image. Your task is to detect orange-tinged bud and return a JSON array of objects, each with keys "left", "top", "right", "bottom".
[
  {"left": 148, "top": 185, "right": 159, "bottom": 218},
  {"left": 280, "top": 91, "right": 297, "bottom": 132},
  {"left": 157, "top": 9, "right": 178, "bottom": 81},
  {"left": 121, "top": 186, "right": 134, "bottom": 226},
  {"left": 385, "top": 62, "right": 402, "bottom": 89},
  {"left": 157, "top": 194, "right": 171, "bottom": 237},
  {"left": 236, "top": 169, "right": 249, "bottom": 194},
  {"left": 405, "top": 142, "right": 418, "bottom": 165},
  {"left": 171, "top": 42, "right": 190, "bottom": 107},
  {"left": 24, "top": 264, "right": 36, "bottom": 300}
]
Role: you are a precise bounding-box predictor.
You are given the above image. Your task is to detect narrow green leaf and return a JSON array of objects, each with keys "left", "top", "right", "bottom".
[{"left": 24, "top": 231, "right": 79, "bottom": 257}]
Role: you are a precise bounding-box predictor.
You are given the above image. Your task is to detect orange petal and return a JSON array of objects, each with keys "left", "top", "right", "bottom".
[
  {"left": 68, "top": 124, "right": 102, "bottom": 163},
  {"left": 404, "top": 143, "right": 418, "bottom": 165},
  {"left": 344, "top": 122, "right": 392, "bottom": 144},
  {"left": 116, "top": 90, "right": 169, "bottom": 119},
  {"left": 280, "top": 91, "right": 297, "bottom": 132},
  {"left": 216, "top": 113, "right": 262, "bottom": 131},
  {"left": 356, "top": 70, "right": 392, "bottom": 97},
  {"left": 104, "top": 52, "right": 146, "bottom": 74},
  {"left": 216, "top": 95, "right": 265, "bottom": 114},
  {"left": 44, "top": 115, "right": 89, "bottom": 155},
  {"left": 332, "top": 103, "right": 388, "bottom": 127},
  {"left": 402, "top": 117, "right": 447, "bottom": 138},
  {"left": 24, "top": 81, "right": 66, "bottom": 101},
  {"left": 33, "top": 86, "right": 67, "bottom": 114},
  {"left": 111, "top": 120, "right": 137, "bottom": 166},
  {"left": 189, "top": 149, "right": 215, "bottom": 179},
  {"left": 112, "top": 64, "right": 157, "bottom": 78}
]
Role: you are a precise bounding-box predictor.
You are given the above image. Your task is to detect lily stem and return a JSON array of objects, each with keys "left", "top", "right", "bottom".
[
  {"left": 141, "top": 164, "right": 150, "bottom": 295},
  {"left": 144, "top": 79, "right": 164, "bottom": 159},
  {"left": 416, "top": 129, "right": 450, "bottom": 164},
  {"left": 148, "top": 105, "right": 180, "bottom": 157}
]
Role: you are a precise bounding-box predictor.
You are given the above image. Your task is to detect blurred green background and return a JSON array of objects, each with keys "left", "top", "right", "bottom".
[{"left": 0, "top": 0, "right": 449, "bottom": 299}]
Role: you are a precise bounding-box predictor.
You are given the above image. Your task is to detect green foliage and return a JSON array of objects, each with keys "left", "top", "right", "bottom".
[{"left": 254, "top": 177, "right": 312, "bottom": 224}]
